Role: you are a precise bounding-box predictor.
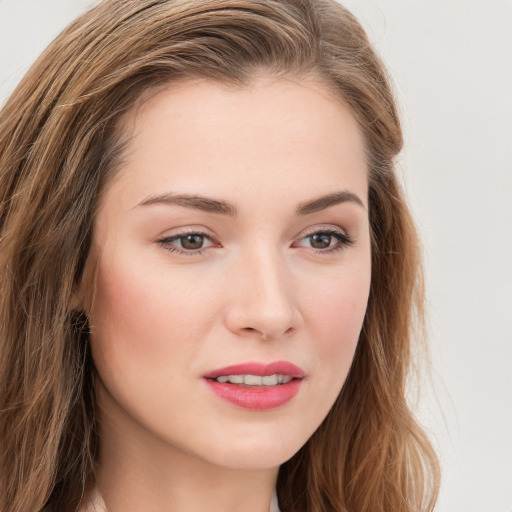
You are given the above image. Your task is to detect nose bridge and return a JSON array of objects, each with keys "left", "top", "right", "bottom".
[{"left": 226, "top": 244, "right": 298, "bottom": 338}]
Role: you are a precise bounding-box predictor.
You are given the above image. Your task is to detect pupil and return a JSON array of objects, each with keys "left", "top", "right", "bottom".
[
  {"left": 182, "top": 234, "right": 204, "bottom": 250},
  {"left": 311, "top": 233, "right": 331, "bottom": 249}
]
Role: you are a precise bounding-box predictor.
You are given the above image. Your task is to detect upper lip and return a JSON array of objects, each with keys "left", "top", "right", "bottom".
[{"left": 203, "top": 361, "right": 305, "bottom": 379}]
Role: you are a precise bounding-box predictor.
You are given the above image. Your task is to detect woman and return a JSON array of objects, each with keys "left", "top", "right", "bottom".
[{"left": 0, "top": 1, "right": 440, "bottom": 511}]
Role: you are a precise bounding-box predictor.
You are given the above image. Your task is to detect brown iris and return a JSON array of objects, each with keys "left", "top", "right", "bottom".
[{"left": 309, "top": 233, "right": 332, "bottom": 249}]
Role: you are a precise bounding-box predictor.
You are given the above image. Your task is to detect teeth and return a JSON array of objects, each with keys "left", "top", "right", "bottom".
[
  {"left": 244, "top": 374, "right": 264, "bottom": 386},
  {"left": 262, "top": 375, "right": 278, "bottom": 386},
  {"left": 214, "top": 374, "right": 293, "bottom": 386}
]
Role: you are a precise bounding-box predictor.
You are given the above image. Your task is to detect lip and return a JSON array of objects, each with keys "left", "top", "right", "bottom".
[
  {"left": 202, "top": 361, "right": 305, "bottom": 379},
  {"left": 202, "top": 361, "right": 305, "bottom": 411}
]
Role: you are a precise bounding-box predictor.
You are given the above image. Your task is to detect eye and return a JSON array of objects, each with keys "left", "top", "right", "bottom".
[
  {"left": 293, "top": 228, "right": 353, "bottom": 253},
  {"left": 309, "top": 232, "right": 336, "bottom": 249},
  {"left": 157, "top": 231, "right": 216, "bottom": 255},
  {"left": 178, "top": 233, "right": 208, "bottom": 250}
]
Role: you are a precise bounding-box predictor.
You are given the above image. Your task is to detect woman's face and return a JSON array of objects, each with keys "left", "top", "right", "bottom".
[{"left": 85, "top": 76, "right": 371, "bottom": 470}]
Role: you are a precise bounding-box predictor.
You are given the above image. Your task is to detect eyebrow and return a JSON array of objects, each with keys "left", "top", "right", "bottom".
[
  {"left": 296, "top": 190, "right": 365, "bottom": 215},
  {"left": 137, "top": 190, "right": 365, "bottom": 216},
  {"left": 138, "top": 193, "right": 238, "bottom": 216}
]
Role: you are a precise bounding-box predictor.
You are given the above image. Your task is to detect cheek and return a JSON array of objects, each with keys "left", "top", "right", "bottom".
[
  {"left": 286, "top": 258, "right": 371, "bottom": 444},
  {"left": 87, "top": 251, "right": 227, "bottom": 392},
  {"left": 302, "top": 263, "right": 370, "bottom": 373},
  {"left": 91, "top": 252, "right": 213, "bottom": 339},
  {"left": 88, "top": 258, "right": 185, "bottom": 382},
  {"left": 87, "top": 255, "right": 216, "bottom": 430},
  {"left": 92, "top": 263, "right": 168, "bottom": 345}
]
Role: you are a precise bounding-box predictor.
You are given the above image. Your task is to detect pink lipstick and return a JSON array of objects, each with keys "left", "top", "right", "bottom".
[{"left": 203, "top": 361, "right": 304, "bottom": 410}]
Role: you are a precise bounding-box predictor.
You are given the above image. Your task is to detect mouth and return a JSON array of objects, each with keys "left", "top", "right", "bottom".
[
  {"left": 213, "top": 374, "right": 294, "bottom": 386},
  {"left": 202, "top": 361, "right": 304, "bottom": 410},
  {"left": 203, "top": 360, "right": 305, "bottom": 380}
]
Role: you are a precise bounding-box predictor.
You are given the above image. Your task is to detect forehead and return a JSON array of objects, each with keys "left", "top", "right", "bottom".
[
  {"left": 122, "top": 75, "right": 364, "bottom": 149},
  {"left": 106, "top": 76, "right": 368, "bottom": 209}
]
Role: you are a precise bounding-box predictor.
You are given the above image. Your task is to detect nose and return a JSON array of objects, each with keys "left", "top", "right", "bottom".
[{"left": 223, "top": 248, "right": 300, "bottom": 341}]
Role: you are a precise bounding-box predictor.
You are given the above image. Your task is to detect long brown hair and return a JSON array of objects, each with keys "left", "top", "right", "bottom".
[{"left": 0, "top": 1, "right": 440, "bottom": 510}]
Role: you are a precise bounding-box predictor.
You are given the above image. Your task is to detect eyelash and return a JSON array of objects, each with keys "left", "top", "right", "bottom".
[
  {"left": 299, "top": 228, "right": 354, "bottom": 255},
  {"left": 157, "top": 227, "right": 354, "bottom": 256},
  {"left": 157, "top": 229, "right": 215, "bottom": 256}
]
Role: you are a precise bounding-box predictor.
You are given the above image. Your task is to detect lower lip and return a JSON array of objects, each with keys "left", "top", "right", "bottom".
[{"left": 204, "top": 379, "right": 302, "bottom": 410}]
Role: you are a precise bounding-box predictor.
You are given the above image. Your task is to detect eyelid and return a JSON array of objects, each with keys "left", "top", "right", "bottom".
[
  {"left": 292, "top": 225, "right": 354, "bottom": 252},
  {"left": 156, "top": 226, "right": 220, "bottom": 255},
  {"left": 155, "top": 224, "right": 353, "bottom": 256},
  {"left": 294, "top": 224, "right": 350, "bottom": 241}
]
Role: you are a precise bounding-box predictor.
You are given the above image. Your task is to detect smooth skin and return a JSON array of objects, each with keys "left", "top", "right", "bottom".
[{"left": 79, "top": 75, "right": 372, "bottom": 512}]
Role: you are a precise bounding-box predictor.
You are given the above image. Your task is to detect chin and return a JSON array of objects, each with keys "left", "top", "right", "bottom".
[{"left": 198, "top": 432, "right": 307, "bottom": 471}]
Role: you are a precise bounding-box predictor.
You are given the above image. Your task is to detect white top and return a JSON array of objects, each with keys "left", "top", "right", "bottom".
[
  {"left": 269, "top": 488, "right": 281, "bottom": 512},
  {"left": 80, "top": 488, "right": 281, "bottom": 512}
]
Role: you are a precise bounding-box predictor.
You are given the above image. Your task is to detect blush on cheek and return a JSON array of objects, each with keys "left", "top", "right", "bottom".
[
  {"left": 307, "top": 279, "right": 369, "bottom": 360},
  {"left": 89, "top": 261, "right": 159, "bottom": 360}
]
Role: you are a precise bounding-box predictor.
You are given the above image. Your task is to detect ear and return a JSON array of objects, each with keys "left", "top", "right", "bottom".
[
  {"left": 69, "top": 260, "right": 92, "bottom": 312},
  {"left": 69, "top": 281, "right": 86, "bottom": 311},
  {"left": 70, "top": 249, "right": 97, "bottom": 312}
]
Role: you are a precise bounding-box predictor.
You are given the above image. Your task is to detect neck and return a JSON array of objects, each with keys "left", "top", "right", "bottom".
[{"left": 90, "top": 382, "right": 279, "bottom": 512}]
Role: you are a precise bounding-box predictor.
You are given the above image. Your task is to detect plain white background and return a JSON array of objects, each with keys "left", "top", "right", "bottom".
[{"left": 1, "top": 1, "right": 511, "bottom": 511}]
